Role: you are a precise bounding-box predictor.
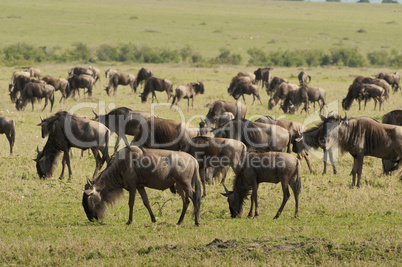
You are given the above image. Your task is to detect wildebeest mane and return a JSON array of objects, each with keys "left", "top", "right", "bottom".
[{"left": 232, "top": 169, "right": 251, "bottom": 207}]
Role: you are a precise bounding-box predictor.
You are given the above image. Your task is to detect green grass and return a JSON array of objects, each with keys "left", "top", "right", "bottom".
[{"left": 0, "top": 0, "right": 402, "bottom": 265}]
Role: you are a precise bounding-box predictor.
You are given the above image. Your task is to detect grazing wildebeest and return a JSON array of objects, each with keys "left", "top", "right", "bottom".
[
  {"left": 352, "top": 76, "right": 390, "bottom": 100},
  {"left": 9, "top": 76, "right": 42, "bottom": 103},
  {"left": 290, "top": 85, "right": 327, "bottom": 114},
  {"left": 88, "top": 66, "right": 101, "bottom": 85},
  {"left": 254, "top": 67, "right": 273, "bottom": 89},
  {"left": 181, "top": 136, "right": 247, "bottom": 197},
  {"left": 319, "top": 113, "right": 402, "bottom": 187},
  {"left": 68, "top": 74, "right": 95, "bottom": 97},
  {"left": 42, "top": 76, "right": 70, "bottom": 103},
  {"left": 266, "top": 76, "right": 289, "bottom": 96},
  {"left": 82, "top": 146, "right": 201, "bottom": 226},
  {"left": 10, "top": 71, "right": 30, "bottom": 85},
  {"left": 35, "top": 111, "right": 110, "bottom": 180},
  {"left": 229, "top": 81, "right": 263, "bottom": 105},
  {"left": 381, "top": 110, "right": 402, "bottom": 174},
  {"left": 360, "top": 83, "right": 385, "bottom": 110},
  {"left": 27, "top": 67, "right": 41, "bottom": 79},
  {"left": 377, "top": 72, "right": 400, "bottom": 92},
  {"left": 105, "top": 68, "right": 117, "bottom": 79},
  {"left": 228, "top": 75, "right": 254, "bottom": 96},
  {"left": 133, "top": 68, "right": 153, "bottom": 93},
  {"left": 255, "top": 116, "right": 313, "bottom": 174},
  {"left": 298, "top": 71, "right": 311, "bottom": 86},
  {"left": 0, "top": 116, "right": 16, "bottom": 155},
  {"left": 105, "top": 72, "right": 136, "bottom": 96},
  {"left": 268, "top": 82, "right": 299, "bottom": 112},
  {"left": 213, "top": 119, "right": 291, "bottom": 153},
  {"left": 342, "top": 82, "right": 365, "bottom": 110},
  {"left": 221, "top": 151, "right": 301, "bottom": 219},
  {"left": 133, "top": 117, "right": 199, "bottom": 151},
  {"left": 140, "top": 77, "right": 173, "bottom": 103},
  {"left": 92, "top": 107, "right": 157, "bottom": 151},
  {"left": 15, "top": 82, "right": 55, "bottom": 112},
  {"left": 171, "top": 82, "right": 205, "bottom": 109}
]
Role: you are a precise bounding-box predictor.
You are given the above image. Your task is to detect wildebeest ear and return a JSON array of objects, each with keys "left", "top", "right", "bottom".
[
  {"left": 295, "top": 136, "right": 303, "bottom": 142},
  {"left": 84, "top": 189, "right": 94, "bottom": 195},
  {"left": 221, "top": 192, "right": 230, "bottom": 197},
  {"left": 319, "top": 115, "right": 326, "bottom": 122},
  {"left": 86, "top": 177, "right": 93, "bottom": 186}
]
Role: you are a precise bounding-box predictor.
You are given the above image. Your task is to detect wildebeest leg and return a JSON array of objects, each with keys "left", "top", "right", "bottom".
[
  {"left": 175, "top": 184, "right": 191, "bottom": 225},
  {"left": 242, "top": 94, "right": 246, "bottom": 104},
  {"left": 199, "top": 167, "right": 207, "bottom": 197},
  {"left": 256, "top": 94, "right": 263, "bottom": 105},
  {"left": 289, "top": 175, "right": 300, "bottom": 218},
  {"left": 137, "top": 187, "right": 156, "bottom": 223},
  {"left": 274, "top": 181, "right": 290, "bottom": 219},
  {"left": 152, "top": 91, "right": 159, "bottom": 103},
  {"left": 127, "top": 187, "right": 137, "bottom": 225},
  {"left": 41, "top": 98, "right": 48, "bottom": 112},
  {"left": 303, "top": 154, "right": 313, "bottom": 174},
  {"left": 91, "top": 148, "right": 102, "bottom": 179},
  {"left": 356, "top": 155, "right": 364, "bottom": 188},
  {"left": 322, "top": 149, "right": 328, "bottom": 174},
  {"left": 249, "top": 182, "right": 259, "bottom": 218},
  {"left": 6, "top": 133, "right": 14, "bottom": 155},
  {"left": 31, "top": 99, "right": 35, "bottom": 111},
  {"left": 328, "top": 148, "right": 337, "bottom": 174},
  {"left": 373, "top": 98, "right": 377, "bottom": 110},
  {"left": 351, "top": 156, "right": 359, "bottom": 187},
  {"left": 114, "top": 135, "right": 121, "bottom": 152}
]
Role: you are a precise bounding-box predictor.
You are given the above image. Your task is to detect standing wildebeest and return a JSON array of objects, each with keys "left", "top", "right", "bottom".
[
  {"left": 181, "top": 136, "right": 247, "bottom": 197},
  {"left": 140, "top": 77, "right": 173, "bottom": 103},
  {"left": 236, "top": 72, "right": 256, "bottom": 84},
  {"left": 266, "top": 76, "right": 289, "bottom": 96},
  {"left": 377, "top": 72, "right": 400, "bottom": 92},
  {"left": 0, "top": 116, "right": 16, "bottom": 155},
  {"left": 221, "top": 151, "right": 301, "bottom": 219},
  {"left": 105, "top": 68, "right": 117, "bottom": 79},
  {"left": 382, "top": 110, "right": 402, "bottom": 174},
  {"left": 360, "top": 83, "right": 385, "bottom": 110},
  {"left": 105, "top": 72, "right": 136, "bottom": 96},
  {"left": 35, "top": 111, "right": 110, "bottom": 180},
  {"left": 133, "top": 67, "right": 153, "bottom": 93},
  {"left": 27, "top": 67, "right": 41, "bottom": 79},
  {"left": 9, "top": 75, "right": 42, "bottom": 103},
  {"left": 10, "top": 71, "right": 30, "bottom": 85},
  {"left": 298, "top": 71, "right": 311, "bottom": 86},
  {"left": 213, "top": 119, "right": 291, "bottom": 153},
  {"left": 82, "top": 146, "right": 201, "bottom": 226},
  {"left": 342, "top": 82, "right": 365, "bottom": 110},
  {"left": 254, "top": 67, "right": 273, "bottom": 89},
  {"left": 93, "top": 107, "right": 156, "bottom": 151},
  {"left": 319, "top": 114, "right": 402, "bottom": 187},
  {"left": 88, "top": 66, "right": 101, "bottom": 85},
  {"left": 352, "top": 76, "right": 390, "bottom": 99},
  {"left": 171, "top": 82, "right": 205, "bottom": 109},
  {"left": 68, "top": 66, "right": 94, "bottom": 78},
  {"left": 290, "top": 85, "right": 327, "bottom": 114},
  {"left": 68, "top": 74, "right": 95, "bottom": 97},
  {"left": 42, "top": 76, "right": 70, "bottom": 103},
  {"left": 268, "top": 82, "right": 299, "bottom": 112},
  {"left": 199, "top": 112, "right": 234, "bottom": 136},
  {"left": 16, "top": 82, "right": 55, "bottom": 112},
  {"left": 229, "top": 81, "right": 263, "bottom": 105}
]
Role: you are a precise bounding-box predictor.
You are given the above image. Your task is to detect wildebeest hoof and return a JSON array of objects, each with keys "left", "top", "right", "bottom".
[
  {"left": 58, "top": 176, "right": 64, "bottom": 180},
  {"left": 126, "top": 220, "right": 132, "bottom": 225}
]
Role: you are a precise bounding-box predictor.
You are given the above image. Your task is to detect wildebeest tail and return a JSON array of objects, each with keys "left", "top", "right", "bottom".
[
  {"left": 294, "top": 159, "right": 302, "bottom": 195},
  {"left": 170, "top": 95, "right": 177, "bottom": 108},
  {"left": 10, "top": 119, "right": 16, "bottom": 147},
  {"left": 192, "top": 162, "right": 202, "bottom": 220},
  {"left": 287, "top": 132, "right": 292, "bottom": 154},
  {"left": 101, "top": 130, "right": 110, "bottom": 166}
]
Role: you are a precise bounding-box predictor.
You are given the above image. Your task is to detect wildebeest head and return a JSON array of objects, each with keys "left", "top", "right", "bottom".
[
  {"left": 319, "top": 112, "right": 347, "bottom": 150},
  {"left": 221, "top": 183, "right": 242, "bottom": 218},
  {"left": 15, "top": 98, "right": 25, "bottom": 111},
  {"left": 34, "top": 145, "right": 60, "bottom": 179},
  {"left": 194, "top": 81, "right": 205, "bottom": 95},
  {"left": 82, "top": 177, "right": 103, "bottom": 222},
  {"left": 268, "top": 98, "right": 276, "bottom": 110}
]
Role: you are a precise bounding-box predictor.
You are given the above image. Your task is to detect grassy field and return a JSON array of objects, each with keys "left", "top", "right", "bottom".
[{"left": 1, "top": 0, "right": 402, "bottom": 266}]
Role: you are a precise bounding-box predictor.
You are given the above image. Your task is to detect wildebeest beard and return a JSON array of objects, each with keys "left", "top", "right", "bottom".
[{"left": 35, "top": 142, "right": 61, "bottom": 179}]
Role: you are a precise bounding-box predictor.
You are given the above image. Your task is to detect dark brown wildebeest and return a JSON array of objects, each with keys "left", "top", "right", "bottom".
[
  {"left": 105, "top": 68, "right": 117, "bottom": 79},
  {"left": 10, "top": 71, "right": 30, "bottom": 85},
  {"left": 0, "top": 116, "right": 16, "bottom": 155},
  {"left": 266, "top": 76, "right": 289, "bottom": 96},
  {"left": 298, "top": 71, "right": 311, "bottom": 86},
  {"left": 229, "top": 81, "right": 263, "bottom": 105},
  {"left": 353, "top": 76, "right": 390, "bottom": 99},
  {"left": 15, "top": 82, "right": 55, "bottom": 112},
  {"left": 221, "top": 151, "right": 301, "bottom": 219},
  {"left": 213, "top": 119, "right": 291, "bottom": 153},
  {"left": 381, "top": 110, "right": 402, "bottom": 174},
  {"left": 228, "top": 75, "right": 254, "bottom": 95},
  {"left": 42, "top": 76, "right": 71, "bottom": 103},
  {"left": 82, "top": 145, "right": 201, "bottom": 226},
  {"left": 140, "top": 77, "right": 173, "bottom": 103},
  {"left": 255, "top": 116, "right": 313, "bottom": 174},
  {"left": 342, "top": 82, "right": 365, "bottom": 110},
  {"left": 199, "top": 112, "right": 235, "bottom": 136},
  {"left": 319, "top": 113, "right": 402, "bottom": 187},
  {"left": 27, "top": 67, "right": 41, "bottom": 79},
  {"left": 377, "top": 72, "right": 400, "bottom": 92},
  {"left": 35, "top": 111, "right": 110, "bottom": 180},
  {"left": 171, "top": 82, "right": 205, "bottom": 109},
  {"left": 181, "top": 136, "right": 247, "bottom": 197},
  {"left": 88, "top": 66, "right": 101, "bottom": 85},
  {"left": 9, "top": 76, "right": 42, "bottom": 103},
  {"left": 268, "top": 82, "right": 299, "bottom": 112},
  {"left": 360, "top": 83, "right": 385, "bottom": 110},
  {"left": 68, "top": 74, "right": 95, "bottom": 97},
  {"left": 254, "top": 67, "right": 273, "bottom": 89},
  {"left": 68, "top": 66, "right": 93, "bottom": 78},
  {"left": 92, "top": 107, "right": 157, "bottom": 151},
  {"left": 236, "top": 72, "right": 256, "bottom": 84},
  {"left": 105, "top": 72, "right": 136, "bottom": 96},
  {"left": 290, "top": 85, "right": 327, "bottom": 114},
  {"left": 133, "top": 68, "right": 153, "bottom": 93}
]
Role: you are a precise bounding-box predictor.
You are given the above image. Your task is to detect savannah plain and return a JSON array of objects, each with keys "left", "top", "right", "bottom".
[{"left": 0, "top": 0, "right": 402, "bottom": 266}]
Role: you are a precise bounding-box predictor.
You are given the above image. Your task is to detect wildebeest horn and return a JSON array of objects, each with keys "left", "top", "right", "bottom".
[
  {"left": 221, "top": 183, "right": 231, "bottom": 197},
  {"left": 40, "top": 115, "right": 44, "bottom": 122},
  {"left": 86, "top": 176, "right": 93, "bottom": 186},
  {"left": 92, "top": 109, "right": 98, "bottom": 117},
  {"left": 36, "top": 146, "right": 40, "bottom": 154},
  {"left": 327, "top": 111, "right": 333, "bottom": 117},
  {"left": 341, "top": 112, "right": 348, "bottom": 121}
]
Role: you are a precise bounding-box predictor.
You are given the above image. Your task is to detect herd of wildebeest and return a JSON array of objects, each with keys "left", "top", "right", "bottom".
[{"left": 1, "top": 65, "right": 402, "bottom": 226}]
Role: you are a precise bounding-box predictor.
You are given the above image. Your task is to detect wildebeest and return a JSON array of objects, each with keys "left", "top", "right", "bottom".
[
  {"left": 236, "top": 72, "right": 256, "bottom": 84},
  {"left": 298, "top": 71, "right": 311, "bottom": 86},
  {"left": 42, "top": 76, "right": 70, "bottom": 103},
  {"left": 319, "top": 113, "right": 402, "bottom": 187},
  {"left": 92, "top": 107, "right": 156, "bottom": 151},
  {"left": 352, "top": 76, "right": 390, "bottom": 99},
  {"left": 266, "top": 76, "right": 289, "bottom": 96},
  {"left": 221, "top": 151, "right": 301, "bottom": 219},
  {"left": 213, "top": 119, "right": 291, "bottom": 153},
  {"left": 82, "top": 146, "right": 201, "bottom": 226},
  {"left": 199, "top": 112, "right": 234, "bottom": 136},
  {"left": 381, "top": 110, "right": 402, "bottom": 174},
  {"left": 227, "top": 75, "right": 253, "bottom": 95},
  {"left": 342, "top": 82, "right": 365, "bottom": 110},
  {"left": 88, "top": 66, "right": 101, "bottom": 84},
  {"left": 10, "top": 71, "right": 30, "bottom": 85},
  {"left": 290, "top": 85, "right": 327, "bottom": 114},
  {"left": 170, "top": 82, "right": 205, "bottom": 109},
  {"left": 181, "top": 136, "right": 247, "bottom": 197},
  {"left": 268, "top": 82, "right": 299, "bottom": 112},
  {"left": 27, "top": 67, "right": 41, "bottom": 79},
  {"left": 360, "top": 83, "right": 385, "bottom": 110},
  {"left": 105, "top": 68, "right": 117, "bottom": 79},
  {"left": 68, "top": 66, "right": 94, "bottom": 78},
  {"left": 105, "top": 72, "right": 136, "bottom": 96},
  {"left": 377, "top": 72, "right": 400, "bottom": 92},
  {"left": 15, "top": 82, "right": 55, "bottom": 112},
  {"left": 9, "top": 75, "right": 42, "bottom": 103},
  {"left": 133, "top": 68, "right": 153, "bottom": 93},
  {"left": 229, "top": 81, "right": 263, "bottom": 105},
  {"left": 254, "top": 67, "right": 273, "bottom": 89},
  {"left": 0, "top": 116, "right": 16, "bottom": 155},
  {"left": 35, "top": 111, "right": 110, "bottom": 180},
  {"left": 68, "top": 74, "right": 95, "bottom": 97},
  {"left": 140, "top": 77, "right": 173, "bottom": 103}
]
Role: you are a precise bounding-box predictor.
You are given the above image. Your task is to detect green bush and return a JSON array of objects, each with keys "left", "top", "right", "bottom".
[
  {"left": 367, "top": 50, "right": 389, "bottom": 66},
  {"left": 3, "top": 42, "right": 48, "bottom": 63},
  {"left": 330, "top": 47, "right": 365, "bottom": 67},
  {"left": 247, "top": 48, "right": 268, "bottom": 66},
  {"left": 66, "top": 42, "right": 93, "bottom": 62},
  {"left": 211, "top": 48, "right": 242, "bottom": 65},
  {"left": 96, "top": 44, "right": 119, "bottom": 61}
]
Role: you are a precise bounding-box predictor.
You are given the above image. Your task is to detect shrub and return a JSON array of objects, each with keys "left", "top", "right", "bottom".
[
  {"left": 367, "top": 50, "right": 390, "bottom": 66},
  {"left": 96, "top": 44, "right": 119, "bottom": 61},
  {"left": 3, "top": 42, "right": 48, "bottom": 63},
  {"left": 66, "top": 42, "right": 93, "bottom": 62},
  {"left": 211, "top": 48, "right": 242, "bottom": 65},
  {"left": 247, "top": 48, "right": 268, "bottom": 66}
]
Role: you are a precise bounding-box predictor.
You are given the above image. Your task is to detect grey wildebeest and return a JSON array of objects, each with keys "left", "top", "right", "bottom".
[
  {"left": 352, "top": 76, "right": 390, "bottom": 100},
  {"left": 319, "top": 113, "right": 402, "bottom": 187},
  {"left": 221, "top": 151, "right": 301, "bottom": 219},
  {"left": 298, "top": 71, "right": 311, "bottom": 86},
  {"left": 0, "top": 116, "right": 16, "bottom": 155},
  {"left": 140, "top": 77, "right": 173, "bottom": 103},
  {"left": 268, "top": 81, "right": 299, "bottom": 112},
  {"left": 88, "top": 66, "right": 101, "bottom": 85},
  {"left": 133, "top": 67, "right": 153, "bottom": 93},
  {"left": 229, "top": 81, "right": 263, "bottom": 105},
  {"left": 9, "top": 75, "right": 43, "bottom": 103},
  {"left": 82, "top": 145, "right": 201, "bottom": 226},
  {"left": 105, "top": 68, "right": 117, "bottom": 79},
  {"left": 10, "top": 71, "right": 30, "bottom": 85},
  {"left": 92, "top": 107, "right": 157, "bottom": 151},
  {"left": 35, "top": 111, "right": 110, "bottom": 180},
  {"left": 381, "top": 110, "right": 402, "bottom": 174},
  {"left": 68, "top": 66, "right": 94, "bottom": 78},
  {"left": 213, "top": 119, "right": 291, "bottom": 153},
  {"left": 15, "top": 82, "right": 55, "bottom": 112},
  {"left": 254, "top": 67, "right": 273, "bottom": 89},
  {"left": 266, "top": 76, "right": 289, "bottom": 96},
  {"left": 68, "top": 74, "right": 95, "bottom": 97},
  {"left": 27, "top": 67, "right": 41, "bottom": 79},
  {"left": 105, "top": 72, "right": 136, "bottom": 96},
  {"left": 290, "top": 85, "right": 327, "bottom": 114},
  {"left": 227, "top": 75, "right": 254, "bottom": 96},
  {"left": 171, "top": 82, "right": 205, "bottom": 109},
  {"left": 377, "top": 72, "right": 400, "bottom": 92},
  {"left": 42, "top": 76, "right": 70, "bottom": 103},
  {"left": 342, "top": 82, "right": 365, "bottom": 110},
  {"left": 181, "top": 136, "right": 247, "bottom": 197},
  {"left": 360, "top": 83, "right": 385, "bottom": 110}
]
